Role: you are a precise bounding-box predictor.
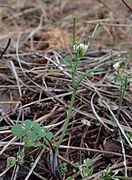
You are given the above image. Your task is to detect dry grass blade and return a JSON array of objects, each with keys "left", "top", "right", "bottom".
[
  {"left": 0, "top": 0, "right": 132, "bottom": 178},
  {"left": 0, "top": 136, "right": 16, "bottom": 155},
  {"left": 24, "top": 148, "right": 46, "bottom": 180},
  {"left": 103, "top": 100, "right": 132, "bottom": 148},
  {"left": 91, "top": 93, "right": 113, "bottom": 131}
]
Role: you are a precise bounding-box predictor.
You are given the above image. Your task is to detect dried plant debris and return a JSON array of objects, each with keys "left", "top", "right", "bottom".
[
  {"left": 0, "top": 0, "right": 132, "bottom": 179},
  {"left": 0, "top": 48, "right": 132, "bottom": 179}
]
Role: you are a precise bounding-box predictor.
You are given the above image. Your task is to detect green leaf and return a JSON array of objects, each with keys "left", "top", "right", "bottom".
[
  {"left": 86, "top": 68, "right": 104, "bottom": 76},
  {"left": 11, "top": 124, "right": 26, "bottom": 137},
  {"left": 7, "top": 157, "right": 16, "bottom": 167},
  {"left": 58, "top": 162, "right": 67, "bottom": 175},
  {"left": 62, "top": 55, "right": 72, "bottom": 66},
  {"left": 24, "top": 120, "right": 33, "bottom": 129},
  {"left": 32, "top": 122, "right": 41, "bottom": 130},
  {"left": 33, "top": 141, "right": 41, "bottom": 147},
  {"left": 61, "top": 54, "right": 73, "bottom": 72},
  {"left": 46, "top": 132, "right": 53, "bottom": 141},
  {"left": 84, "top": 158, "right": 92, "bottom": 167},
  {"left": 29, "top": 130, "right": 37, "bottom": 140},
  {"left": 23, "top": 136, "right": 33, "bottom": 147},
  {"left": 78, "top": 74, "right": 85, "bottom": 80},
  {"left": 37, "top": 127, "right": 46, "bottom": 138},
  {"left": 44, "top": 132, "right": 53, "bottom": 145},
  {"left": 17, "top": 151, "right": 24, "bottom": 165},
  {"left": 99, "top": 176, "right": 105, "bottom": 180},
  {"left": 74, "top": 162, "right": 79, "bottom": 168}
]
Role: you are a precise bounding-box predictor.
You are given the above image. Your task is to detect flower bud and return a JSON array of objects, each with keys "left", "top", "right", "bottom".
[
  {"left": 78, "top": 43, "right": 88, "bottom": 54},
  {"left": 73, "top": 43, "right": 88, "bottom": 55},
  {"left": 113, "top": 62, "right": 120, "bottom": 71}
]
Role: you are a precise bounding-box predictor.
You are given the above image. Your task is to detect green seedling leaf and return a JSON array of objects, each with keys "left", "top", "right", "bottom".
[
  {"left": 33, "top": 141, "right": 41, "bottom": 147},
  {"left": 86, "top": 68, "right": 104, "bottom": 76},
  {"left": 84, "top": 158, "right": 92, "bottom": 167},
  {"left": 78, "top": 74, "right": 85, "bottom": 80},
  {"left": 46, "top": 132, "right": 53, "bottom": 141},
  {"left": 62, "top": 54, "right": 73, "bottom": 67},
  {"left": 37, "top": 127, "right": 46, "bottom": 138},
  {"left": 7, "top": 157, "right": 16, "bottom": 167},
  {"left": 74, "top": 162, "right": 80, "bottom": 168},
  {"left": 24, "top": 136, "right": 33, "bottom": 147},
  {"left": 29, "top": 156, "right": 34, "bottom": 166},
  {"left": 17, "top": 151, "right": 24, "bottom": 165},
  {"left": 29, "top": 130, "right": 37, "bottom": 140},
  {"left": 67, "top": 177, "right": 72, "bottom": 180},
  {"left": 24, "top": 120, "right": 33, "bottom": 129},
  {"left": 11, "top": 124, "right": 26, "bottom": 137},
  {"left": 58, "top": 162, "right": 67, "bottom": 175},
  {"left": 126, "top": 132, "right": 132, "bottom": 142},
  {"left": 99, "top": 176, "right": 105, "bottom": 180},
  {"left": 44, "top": 132, "right": 53, "bottom": 145},
  {"left": 79, "top": 158, "right": 93, "bottom": 178},
  {"left": 32, "top": 122, "right": 41, "bottom": 131}
]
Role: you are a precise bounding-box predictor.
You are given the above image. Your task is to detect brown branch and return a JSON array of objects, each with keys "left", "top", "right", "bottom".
[
  {"left": 0, "top": 38, "right": 11, "bottom": 58},
  {"left": 122, "top": 0, "right": 132, "bottom": 11}
]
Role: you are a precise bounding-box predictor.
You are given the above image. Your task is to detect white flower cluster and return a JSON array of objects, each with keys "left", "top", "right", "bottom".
[
  {"left": 73, "top": 43, "right": 88, "bottom": 54},
  {"left": 113, "top": 62, "right": 120, "bottom": 71}
]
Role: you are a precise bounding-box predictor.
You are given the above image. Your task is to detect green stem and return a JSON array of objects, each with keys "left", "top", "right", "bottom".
[
  {"left": 56, "top": 15, "right": 78, "bottom": 151},
  {"left": 73, "top": 16, "right": 76, "bottom": 46},
  {"left": 117, "top": 76, "right": 127, "bottom": 119},
  {"left": 72, "top": 56, "right": 79, "bottom": 88},
  {"left": 56, "top": 87, "right": 76, "bottom": 150}
]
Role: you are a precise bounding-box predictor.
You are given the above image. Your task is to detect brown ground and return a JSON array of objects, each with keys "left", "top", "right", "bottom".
[{"left": 0, "top": 0, "right": 132, "bottom": 180}]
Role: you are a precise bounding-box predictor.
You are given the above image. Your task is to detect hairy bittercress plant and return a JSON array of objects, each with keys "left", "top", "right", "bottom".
[
  {"left": 56, "top": 16, "right": 103, "bottom": 151},
  {"left": 10, "top": 16, "right": 103, "bottom": 176},
  {"left": 111, "top": 50, "right": 132, "bottom": 119}
]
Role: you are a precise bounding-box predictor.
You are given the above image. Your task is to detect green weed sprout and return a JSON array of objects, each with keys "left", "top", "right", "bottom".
[
  {"left": 7, "top": 157, "right": 16, "bottom": 168},
  {"left": 78, "top": 158, "right": 93, "bottom": 178},
  {"left": 11, "top": 120, "right": 54, "bottom": 174},
  {"left": 11, "top": 120, "right": 53, "bottom": 148},
  {"left": 58, "top": 162, "right": 67, "bottom": 176},
  {"left": 56, "top": 16, "right": 103, "bottom": 150},
  {"left": 99, "top": 165, "right": 132, "bottom": 180},
  {"left": 111, "top": 50, "right": 132, "bottom": 119}
]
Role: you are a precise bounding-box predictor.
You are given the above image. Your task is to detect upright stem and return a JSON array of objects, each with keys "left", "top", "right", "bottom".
[
  {"left": 56, "top": 16, "right": 78, "bottom": 151},
  {"left": 117, "top": 76, "right": 127, "bottom": 119},
  {"left": 56, "top": 87, "right": 76, "bottom": 150},
  {"left": 73, "top": 16, "right": 76, "bottom": 46}
]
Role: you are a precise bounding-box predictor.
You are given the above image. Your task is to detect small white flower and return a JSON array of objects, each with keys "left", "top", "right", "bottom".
[
  {"left": 73, "top": 44, "right": 77, "bottom": 51},
  {"left": 78, "top": 43, "right": 88, "bottom": 53},
  {"left": 73, "top": 43, "right": 88, "bottom": 54},
  {"left": 113, "top": 62, "right": 120, "bottom": 71},
  {"left": 81, "top": 119, "right": 91, "bottom": 126}
]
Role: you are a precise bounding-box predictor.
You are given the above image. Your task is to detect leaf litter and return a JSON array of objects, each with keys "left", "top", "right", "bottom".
[{"left": 0, "top": 0, "right": 132, "bottom": 179}]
